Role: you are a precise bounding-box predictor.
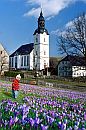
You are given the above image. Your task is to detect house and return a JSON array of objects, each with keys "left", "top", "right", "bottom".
[
  {"left": 58, "top": 55, "right": 86, "bottom": 77},
  {"left": 9, "top": 10, "right": 49, "bottom": 71},
  {"left": 0, "top": 43, "right": 9, "bottom": 75},
  {"left": 9, "top": 43, "right": 34, "bottom": 70}
]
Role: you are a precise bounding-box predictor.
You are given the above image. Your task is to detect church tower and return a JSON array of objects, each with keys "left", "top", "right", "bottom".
[{"left": 33, "top": 10, "right": 49, "bottom": 70}]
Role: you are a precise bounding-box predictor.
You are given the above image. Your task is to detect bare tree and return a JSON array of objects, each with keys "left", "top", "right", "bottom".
[{"left": 57, "top": 13, "right": 86, "bottom": 60}]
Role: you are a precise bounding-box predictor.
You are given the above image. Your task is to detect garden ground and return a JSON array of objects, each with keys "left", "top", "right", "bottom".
[{"left": 0, "top": 80, "right": 86, "bottom": 130}]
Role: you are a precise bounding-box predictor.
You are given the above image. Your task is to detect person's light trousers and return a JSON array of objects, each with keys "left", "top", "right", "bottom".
[{"left": 12, "top": 90, "right": 19, "bottom": 98}]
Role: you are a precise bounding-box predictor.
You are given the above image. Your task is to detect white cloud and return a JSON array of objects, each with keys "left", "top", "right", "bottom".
[
  {"left": 51, "top": 29, "right": 60, "bottom": 35},
  {"left": 24, "top": 0, "right": 74, "bottom": 19},
  {"left": 51, "top": 20, "right": 73, "bottom": 35}
]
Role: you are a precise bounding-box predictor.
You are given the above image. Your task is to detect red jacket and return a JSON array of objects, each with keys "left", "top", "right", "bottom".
[{"left": 12, "top": 79, "right": 20, "bottom": 90}]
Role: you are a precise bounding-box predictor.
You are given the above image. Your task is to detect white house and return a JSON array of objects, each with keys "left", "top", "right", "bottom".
[
  {"left": 9, "top": 10, "right": 49, "bottom": 71},
  {"left": 0, "top": 43, "right": 9, "bottom": 75},
  {"left": 58, "top": 55, "right": 86, "bottom": 77}
]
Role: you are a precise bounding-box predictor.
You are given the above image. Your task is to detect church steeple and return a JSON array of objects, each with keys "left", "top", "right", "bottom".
[
  {"left": 33, "top": 9, "right": 49, "bottom": 71},
  {"left": 38, "top": 10, "right": 45, "bottom": 30},
  {"left": 33, "top": 10, "right": 49, "bottom": 35}
]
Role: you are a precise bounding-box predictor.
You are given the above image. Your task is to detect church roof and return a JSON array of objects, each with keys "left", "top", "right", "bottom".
[
  {"left": 33, "top": 28, "right": 49, "bottom": 35},
  {"left": 38, "top": 11, "right": 45, "bottom": 21},
  {"left": 10, "top": 43, "right": 34, "bottom": 57}
]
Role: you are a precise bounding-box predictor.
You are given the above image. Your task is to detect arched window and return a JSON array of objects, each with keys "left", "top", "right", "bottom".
[
  {"left": 44, "top": 38, "right": 45, "bottom": 42},
  {"left": 44, "top": 51, "right": 46, "bottom": 55},
  {"left": 36, "top": 37, "right": 38, "bottom": 42}
]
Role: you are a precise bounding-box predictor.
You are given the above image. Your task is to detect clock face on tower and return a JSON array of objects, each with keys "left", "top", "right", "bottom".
[{"left": 39, "top": 21, "right": 44, "bottom": 28}]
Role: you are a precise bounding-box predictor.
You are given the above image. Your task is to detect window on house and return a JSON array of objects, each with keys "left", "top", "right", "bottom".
[
  {"left": 73, "top": 73, "right": 76, "bottom": 75},
  {"left": 1, "top": 51, "right": 2, "bottom": 54},
  {"left": 83, "top": 73, "right": 84, "bottom": 76}
]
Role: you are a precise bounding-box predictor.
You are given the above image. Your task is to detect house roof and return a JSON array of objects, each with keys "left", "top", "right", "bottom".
[
  {"left": 0, "top": 43, "right": 9, "bottom": 56},
  {"left": 10, "top": 43, "right": 34, "bottom": 57},
  {"left": 59, "top": 55, "right": 86, "bottom": 66}
]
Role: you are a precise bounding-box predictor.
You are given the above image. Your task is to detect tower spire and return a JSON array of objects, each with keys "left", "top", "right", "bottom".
[
  {"left": 41, "top": 2, "right": 42, "bottom": 11},
  {"left": 40, "top": 4, "right": 43, "bottom": 17}
]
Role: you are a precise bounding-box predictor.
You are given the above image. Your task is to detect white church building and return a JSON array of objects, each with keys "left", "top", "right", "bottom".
[{"left": 9, "top": 11, "right": 49, "bottom": 71}]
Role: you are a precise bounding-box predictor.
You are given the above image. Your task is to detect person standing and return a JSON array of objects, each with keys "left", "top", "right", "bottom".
[{"left": 12, "top": 74, "right": 21, "bottom": 98}]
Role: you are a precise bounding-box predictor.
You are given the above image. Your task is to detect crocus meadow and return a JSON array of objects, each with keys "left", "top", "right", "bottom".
[{"left": 0, "top": 82, "right": 86, "bottom": 130}]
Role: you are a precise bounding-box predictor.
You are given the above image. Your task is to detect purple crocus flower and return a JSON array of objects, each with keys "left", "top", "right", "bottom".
[
  {"left": 9, "top": 116, "right": 14, "bottom": 127},
  {"left": 35, "top": 117, "right": 42, "bottom": 125},
  {"left": 41, "top": 124, "right": 48, "bottom": 130},
  {"left": 49, "top": 117, "right": 54, "bottom": 124},
  {"left": 29, "top": 118, "right": 35, "bottom": 127},
  {"left": 13, "top": 116, "right": 19, "bottom": 123}
]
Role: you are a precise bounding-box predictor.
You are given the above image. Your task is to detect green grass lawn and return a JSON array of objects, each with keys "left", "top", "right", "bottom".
[
  {"left": 0, "top": 87, "right": 31, "bottom": 104},
  {"left": 0, "top": 87, "right": 41, "bottom": 104},
  {"left": 0, "top": 88, "right": 25, "bottom": 103}
]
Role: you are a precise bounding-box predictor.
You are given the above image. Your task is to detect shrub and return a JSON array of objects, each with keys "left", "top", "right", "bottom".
[{"left": 4, "top": 71, "right": 24, "bottom": 78}]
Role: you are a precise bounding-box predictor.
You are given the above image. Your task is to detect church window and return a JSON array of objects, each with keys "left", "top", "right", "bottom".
[
  {"left": 44, "top": 60, "right": 46, "bottom": 68},
  {"left": 11, "top": 57, "right": 13, "bottom": 67},
  {"left": 36, "top": 51, "right": 37, "bottom": 55},
  {"left": 44, "top": 51, "right": 46, "bottom": 55},
  {"left": 21, "top": 56, "right": 23, "bottom": 66},
  {"left": 36, "top": 37, "right": 38, "bottom": 42},
  {"left": 15, "top": 56, "right": 17, "bottom": 69},
  {"left": 44, "top": 38, "right": 45, "bottom": 42},
  {"left": 27, "top": 55, "right": 29, "bottom": 66},
  {"left": 24, "top": 56, "right": 26, "bottom": 66}
]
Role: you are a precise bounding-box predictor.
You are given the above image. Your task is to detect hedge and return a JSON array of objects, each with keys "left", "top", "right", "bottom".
[{"left": 4, "top": 71, "right": 24, "bottom": 78}]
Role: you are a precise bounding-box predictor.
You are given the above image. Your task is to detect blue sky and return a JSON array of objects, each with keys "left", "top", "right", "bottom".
[{"left": 0, "top": 0, "right": 86, "bottom": 57}]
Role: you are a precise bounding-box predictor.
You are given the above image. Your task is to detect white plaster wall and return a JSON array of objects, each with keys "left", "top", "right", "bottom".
[
  {"left": 72, "top": 66, "right": 86, "bottom": 77},
  {"left": 0, "top": 43, "right": 9, "bottom": 71},
  {"left": 30, "top": 50, "right": 33, "bottom": 70},
  {"left": 17, "top": 55, "right": 21, "bottom": 68},
  {"left": 34, "top": 32, "right": 49, "bottom": 70}
]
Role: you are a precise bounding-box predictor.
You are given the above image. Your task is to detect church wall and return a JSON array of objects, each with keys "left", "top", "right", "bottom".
[{"left": 30, "top": 50, "right": 33, "bottom": 70}]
